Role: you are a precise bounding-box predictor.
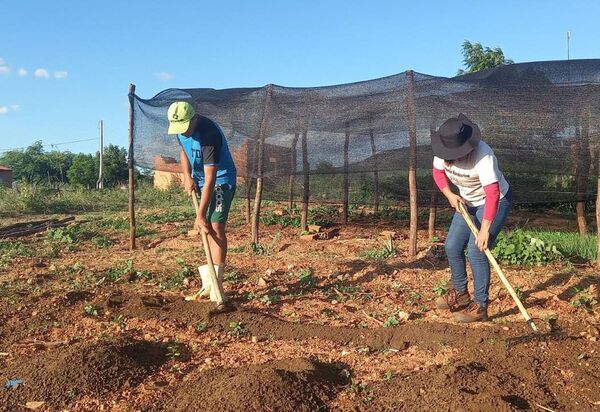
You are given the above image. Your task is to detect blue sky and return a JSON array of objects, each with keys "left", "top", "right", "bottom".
[{"left": 1, "top": 0, "right": 598, "bottom": 155}]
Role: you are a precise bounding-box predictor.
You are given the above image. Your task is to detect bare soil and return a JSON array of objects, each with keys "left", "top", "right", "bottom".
[{"left": 0, "top": 206, "right": 598, "bottom": 411}]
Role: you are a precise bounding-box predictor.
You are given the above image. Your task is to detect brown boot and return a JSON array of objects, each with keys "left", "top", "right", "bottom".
[
  {"left": 435, "top": 289, "right": 471, "bottom": 311},
  {"left": 453, "top": 303, "right": 488, "bottom": 323}
]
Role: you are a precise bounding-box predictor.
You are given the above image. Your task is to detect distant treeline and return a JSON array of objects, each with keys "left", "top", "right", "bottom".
[{"left": 0, "top": 141, "right": 150, "bottom": 188}]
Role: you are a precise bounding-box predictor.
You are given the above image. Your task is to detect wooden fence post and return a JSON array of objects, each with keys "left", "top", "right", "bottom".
[
  {"left": 343, "top": 129, "right": 350, "bottom": 224},
  {"left": 251, "top": 85, "right": 273, "bottom": 245},
  {"left": 575, "top": 111, "right": 591, "bottom": 235},
  {"left": 406, "top": 71, "right": 418, "bottom": 258},
  {"left": 428, "top": 116, "right": 438, "bottom": 240},
  {"left": 288, "top": 132, "right": 299, "bottom": 210},
  {"left": 300, "top": 130, "right": 309, "bottom": 231},
  {"left": 369, "top": 130, "right": 380, "bottom": 214},
  {"left": 128, "top": 84, "right": 136, "bottom": 251}
]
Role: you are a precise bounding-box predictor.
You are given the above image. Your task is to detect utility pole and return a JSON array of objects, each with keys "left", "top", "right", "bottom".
[
  {"left": 97, "top": 120, "right": 104, "bottom": 189},
  {"left": 567, "top": 31, "right": 571, "bottom": 60}
]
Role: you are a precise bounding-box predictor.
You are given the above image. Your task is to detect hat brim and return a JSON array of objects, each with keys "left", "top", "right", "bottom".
[
  {"left": 431, "top": 115, "right": 481, "bottom": 160},
  {"left": 168, "top": 120, "right": 191, "bottom": 135}
]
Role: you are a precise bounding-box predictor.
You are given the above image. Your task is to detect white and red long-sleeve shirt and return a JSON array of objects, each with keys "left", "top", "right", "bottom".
[{"left": 433, "top": 141, "right": 509, "bottom": 221}]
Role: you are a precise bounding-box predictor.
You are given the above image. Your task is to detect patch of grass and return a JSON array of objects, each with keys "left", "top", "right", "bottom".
[
  {"left": 143, "top": 209, "right": 195, "bottom": 224},
  {"left": 228, "top": 245, "right": 246, "bottom": 254},
  {"left": 91, "top": 235, "right": 113, "bottom": 248},
  {"left": 528, "top": 230, "right": 597, "bottom": 262},
  {"left": 250, "top": 232, "right": 281, "bottom": 256},
  {"left": 360, "top": 236, "right": 396, "bottom": 260}
]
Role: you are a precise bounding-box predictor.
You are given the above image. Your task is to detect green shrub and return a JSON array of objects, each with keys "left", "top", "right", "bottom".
[{"left": 492, "top": 230, "right": 562, "bottom": 265}]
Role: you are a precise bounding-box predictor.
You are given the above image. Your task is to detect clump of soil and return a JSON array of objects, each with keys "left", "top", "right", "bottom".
[
  {"left": 0, "top": 337, "right": 168, "bottom": 410},
  {"left": 153, "top": 358, "right": 348, "bottom": 412},
  {"left": 358, "top": 338, "right": 600, "bottom": 411}
]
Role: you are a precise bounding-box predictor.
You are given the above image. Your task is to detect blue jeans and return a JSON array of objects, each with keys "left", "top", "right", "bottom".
[{"left": 444, "top": 189, "right": 512, "bottom": 307}]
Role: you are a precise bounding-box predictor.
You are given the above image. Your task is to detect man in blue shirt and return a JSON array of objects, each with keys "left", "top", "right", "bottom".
[{"left": 167, "top": 101, "right": 237, "bottom": 300}]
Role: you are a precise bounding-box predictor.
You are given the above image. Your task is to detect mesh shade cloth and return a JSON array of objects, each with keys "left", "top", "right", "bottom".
[{"left": 133, "top": 59, "right": 600, "bottom": 205}]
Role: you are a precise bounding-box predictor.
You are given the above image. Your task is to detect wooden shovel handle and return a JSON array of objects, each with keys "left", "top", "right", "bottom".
[
  {"left": 191, "top": 193, "right": 225, "bottom": 305},
  {"left": 457, "top": 203, "right": 538, "bottom": 333}
]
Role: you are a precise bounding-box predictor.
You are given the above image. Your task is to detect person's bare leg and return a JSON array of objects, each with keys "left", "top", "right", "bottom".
[{"left": 208, "top": 222, "right": 227, "bottom": 265}]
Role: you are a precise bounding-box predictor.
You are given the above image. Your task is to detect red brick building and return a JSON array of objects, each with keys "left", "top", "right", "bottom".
[{"left": 0, "top": 165, "right": 12, "bottom": 187}]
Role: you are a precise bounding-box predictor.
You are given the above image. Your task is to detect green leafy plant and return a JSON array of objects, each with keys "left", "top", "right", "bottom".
[
  {"left": 84, "top": 304, "right": 99, "bottom": 317},
  {"left": 492, "top": 230, "right": 562, "bottom": 265},
  {"left": 570, "top": 287, "right": 598, "bottom": 311},
  {"left": 195, "top": 321, "right": 207, "bottom": 333},
  {"left": 433, "top": 280, "right": 448, "bottom": 297},
  {"left": 159, "top": 258, "right": 193, "bottom": 289},
  {"left": 166, "top": 342, "right": 182, "bottom": 358},
  {"left": 228, "top": 321, "right": 248, "bottom": 338},
  {"left": 261, "top": 293, "right": 279, "bottom": 306},
  {"left": 383, "top": 314, "right": 400, "bottom": 328},
  {"left": 298, "top": 268, "right": 317, "bottom": 290},
  {"left": 0, "top": 240, "right": 31, "bottom": 267}
]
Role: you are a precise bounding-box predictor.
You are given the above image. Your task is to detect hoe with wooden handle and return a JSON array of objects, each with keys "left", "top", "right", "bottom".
[
  {"left": 185, "top": 193, "right": 226, "bottom": 306},
  {"left": 458, "top": 203, "right": 538, "bottom": 333}
]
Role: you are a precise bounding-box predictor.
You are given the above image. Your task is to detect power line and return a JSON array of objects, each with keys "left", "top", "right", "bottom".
[{"left": 0, "top": 138, "right": 97, "bottom": 153}]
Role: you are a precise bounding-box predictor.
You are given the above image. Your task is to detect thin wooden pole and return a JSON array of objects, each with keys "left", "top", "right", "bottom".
[
  {"left": 575, "top": 111, "right": 591, "bottom": 236},
  {"left": 369, "top": 130, "right": 380, "bottom": 214},
  {"left": 458, "top": 203, "right": 538, "bottom": 332},
  {"left": 251, "top": 85, "right": 273, "bottom": 245},
  {"left": 428, "top": 115, "right": 438, "bottom": 240},
  {"left": 245, "top": 139, "right": 256, "bottom": 224},
  {"left": 300, "top": 130, "right": 309, "bottom": 231},
  {"left": 596, "top": 140, "right": 600, "bottom": 269},
  {"left": 288, "top": 133, "right": 299, "bottom": 210},
  {"left": 128, "top": 84, "right": 136, "bottom": 251},
  {"left": 343, "top": 130, "right": 350, "bottom": 224},
  {"left": 406, "top": 71, "right": 418, "bottom": 258}
]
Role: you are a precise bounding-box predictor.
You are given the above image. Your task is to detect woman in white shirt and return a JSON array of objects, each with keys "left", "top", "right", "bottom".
[{"left": 431, "top": 114, "right": 512, "bottom": 323}]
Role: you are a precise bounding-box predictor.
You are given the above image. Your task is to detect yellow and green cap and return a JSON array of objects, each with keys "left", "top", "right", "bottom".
[{"left": 167, "top": 101, "right": 196, "bottom": 135}]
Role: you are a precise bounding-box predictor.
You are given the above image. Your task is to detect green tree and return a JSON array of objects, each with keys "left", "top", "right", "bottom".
[
  {"left": 101, "top": 145, "right": 128, "bottom": 187},
  {"left": 45, "top": 150, "right": 75, "bottom": 185},
  {"left": 0, "top": 141, "right": 49, "bottom": 184},
  {"left": 457, "top": 40, "right": 514, "bottom": 75},
  {"left": 67, "top": 153, "right": 99, "bottom": 188}
]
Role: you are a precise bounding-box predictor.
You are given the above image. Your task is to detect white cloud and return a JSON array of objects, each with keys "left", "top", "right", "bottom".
[
  {"left": 155, "top": 71, "right": 174, "bottom": 81},
  {"left": 18, "top": 68, "right": 27, "bottom": 77},
  {"left": 0, "top": 66, "right": 9, "bottom": 75},
  {"left": 10, "top": 104, "right": 20, "bottom": 111},
  {"left": 34, "top": 68, "right": 50, "bottom": 78},
  {"left": 54, "top": 71, "right": 68, "bottom": 79},
  {"left": 0, "top": 58, "right": 5, "bottom": 65},
  {"left": 0, "top": 107, "right": 8, "bottom": 115}
]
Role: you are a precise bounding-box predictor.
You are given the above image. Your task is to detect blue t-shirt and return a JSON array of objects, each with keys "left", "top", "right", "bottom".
[{"left": 177, "top": 116, "right": 237, "bottom": 187}]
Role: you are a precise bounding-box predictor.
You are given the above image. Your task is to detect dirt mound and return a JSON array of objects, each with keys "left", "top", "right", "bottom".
[
  {"left": 0, "top": 337, "right": 168, "bottom": 410},
  {"left": 109, "top": 292, "right": 527, "bottom": 350},
  {"left": 153, "top": 358, "right": 347, "bottom": 412},
  {"left": 358, "top": 337, "right": 600, "bottom": 411}
]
